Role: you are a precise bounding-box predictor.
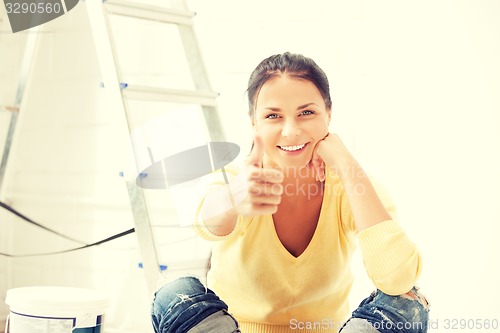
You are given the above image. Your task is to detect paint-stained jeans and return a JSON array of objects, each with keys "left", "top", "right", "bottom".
[
  {"left": 151, "top": 277, "right": 429, "bottom": 333},
  {"left": 340, "top": 286, "right": 430, "bottom": 333}
]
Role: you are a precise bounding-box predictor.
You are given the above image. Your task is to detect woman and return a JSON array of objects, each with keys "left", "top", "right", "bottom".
[{"left": 151, "top": 52, "right": 429, "bottom": 333}]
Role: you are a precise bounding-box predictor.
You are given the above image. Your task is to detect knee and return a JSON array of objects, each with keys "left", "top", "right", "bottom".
[
  {"left": 400, "top": 287, "right": 430, "bottom": 311},
  {"left": 151, "top": 277, "right": 228, "bottom": 333},
  {"left": 153, "top": 276, "right": 205, "bottom": 312},
  {"left": 347, "top": 287, "right": 430, "bottom": 333},
  {"left": 396, "top": 287, "right": 430, "bottom": 326},
  {"left": 151, "top": 277, "right": 210, "bottom": 333},
  {"left": 370, "top": 287, "right": 430, "bottom": 329}
]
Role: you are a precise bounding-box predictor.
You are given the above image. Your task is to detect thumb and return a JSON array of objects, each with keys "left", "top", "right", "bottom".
[{"left": 248, "top": 134, "right": 264, "bottom": 167}]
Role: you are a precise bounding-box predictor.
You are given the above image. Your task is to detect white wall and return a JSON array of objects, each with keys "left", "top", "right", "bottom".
[{"left": 1, "top": 1, "right": 499, "bottom": 332}]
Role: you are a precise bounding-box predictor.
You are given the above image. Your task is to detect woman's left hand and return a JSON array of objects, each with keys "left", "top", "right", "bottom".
[
  {"left": 310, "top": 133, "right": 392, "bottom": 232},
  {"left": 309, "top": 133, "right": 356, "bottom": 181}
]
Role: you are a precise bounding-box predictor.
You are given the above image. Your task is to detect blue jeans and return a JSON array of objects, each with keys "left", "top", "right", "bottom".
[
  {"left": 340, "top": 286, "right": 430, "bottom": 333},
  {"left": 151, "top": 277, "right": 429, "bottom": 333}
]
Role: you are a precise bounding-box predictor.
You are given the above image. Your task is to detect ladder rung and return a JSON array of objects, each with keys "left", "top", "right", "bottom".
[
  {"left": 0, "top": 105, "right": 19, "bottom": 112},
  {"left": 123, "top": 85, "right": 218, "bottom": 106},
  {"left": 103, "top": 0, "right": 195, "bottom": 25}
]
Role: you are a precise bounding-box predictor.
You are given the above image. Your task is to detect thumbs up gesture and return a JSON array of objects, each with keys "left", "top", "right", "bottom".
[{"left": 231, "top": 135, "right": 284, "bottom": 216}]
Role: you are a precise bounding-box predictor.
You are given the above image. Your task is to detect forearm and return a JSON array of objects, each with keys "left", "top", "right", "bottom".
[
  {"left": 317, "top": 135, "right": 420, "bottom": 290},
  {"left": 336, "top": 158, "right": 392, "bottom": 232},
  {"left": 344, "top": 162, "right": 422, "bottom": 293}
]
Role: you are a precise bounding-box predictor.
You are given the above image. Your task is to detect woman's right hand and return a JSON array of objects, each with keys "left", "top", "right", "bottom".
[{"left": 230, "top": 135, "right": 284, "bottom": 216}]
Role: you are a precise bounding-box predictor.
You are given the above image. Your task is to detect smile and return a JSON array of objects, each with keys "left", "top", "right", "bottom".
[{"left": 278, "top": 143, "right": 307, "bottom": 152}]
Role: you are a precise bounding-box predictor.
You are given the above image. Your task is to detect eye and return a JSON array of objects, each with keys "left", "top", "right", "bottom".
[
  {"left": 300, "top": 110, "right": 315, "bottom": 116},
  {"left": 265, "top": 113, "right": 280, "bottom": 119}
]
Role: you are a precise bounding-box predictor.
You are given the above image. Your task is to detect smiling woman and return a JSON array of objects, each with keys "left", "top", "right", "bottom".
[
  {"left": 151, "top": 52, "right": 429, "bottom": 333},
  {"left": 253, "top": 76, "right": 331, "bottom": 171}
]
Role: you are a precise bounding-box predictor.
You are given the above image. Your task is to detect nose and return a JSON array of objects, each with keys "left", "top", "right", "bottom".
[{"left": 281, "top": 118, "right": 301, "bottom": 138}]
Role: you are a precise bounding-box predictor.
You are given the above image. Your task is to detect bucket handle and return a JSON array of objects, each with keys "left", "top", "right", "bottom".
[
  {"left": 4, "top": 314, "right": 10, "bottom": 333},
  {"left": 71, "top": 314, "right": 92, "bottom": 332}
]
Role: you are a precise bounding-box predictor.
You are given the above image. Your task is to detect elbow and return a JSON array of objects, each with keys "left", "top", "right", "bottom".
[
  {"left": 204, "top": 213, "right": 237, "bottom": 237},
  {"left": 371, "top": 256, "right": 423, "bottom": 296}
]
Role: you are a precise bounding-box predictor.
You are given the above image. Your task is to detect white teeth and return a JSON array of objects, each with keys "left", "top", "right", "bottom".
[{"left": 279, "top": 144, "right": 306, "bottom": 151}]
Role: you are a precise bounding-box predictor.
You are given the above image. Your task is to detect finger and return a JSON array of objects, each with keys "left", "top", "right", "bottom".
[
  {"left": 307, "top": 159, "right": 318, "bottom": 181},
  {"left": 249, "top": 181, "right": 283, "bottom": 196},
  {"left": 313, "top": 153, "right": 326, "bottom": 182},
  {"left": 317, "top": 162, "right": 326, "bottom": 182},
  {"left": 309, "top": 152, "right": 321, "bottom": 181},
  {"left": 312, "top": 137, "right": 328, "bottom": 182},
  {"left": 251, "top": 194, "right": 282, "bottom": 206},
  {"left": 251, "top": 203, "right": 279, "bottom": 215},
  {"left": 248, "top": 134, "right": 264, "bottom": 168},
  {"left": 248, "top": 166, "right": 284, "bottom": 184},
  {"left": 236, "top": 201, "right": 278, "bottom": 216}
]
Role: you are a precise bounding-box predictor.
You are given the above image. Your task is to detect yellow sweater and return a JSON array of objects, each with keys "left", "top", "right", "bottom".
[{"left": 194, "top": 165, "right": 422, "bottom": 333}]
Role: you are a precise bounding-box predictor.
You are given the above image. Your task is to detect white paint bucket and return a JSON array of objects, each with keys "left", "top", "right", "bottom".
[{"left": 5, "top": 286, "right": 109, "bottom": 333}]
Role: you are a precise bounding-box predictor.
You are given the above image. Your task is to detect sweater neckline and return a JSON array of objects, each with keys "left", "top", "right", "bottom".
[{"left": 267, "top": 169, "right": 330, "bottom": 263}]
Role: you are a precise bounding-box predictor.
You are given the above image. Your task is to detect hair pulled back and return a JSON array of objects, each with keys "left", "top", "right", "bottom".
[{"left": 247, "top": 52, "right": 332, "bottom": 117}]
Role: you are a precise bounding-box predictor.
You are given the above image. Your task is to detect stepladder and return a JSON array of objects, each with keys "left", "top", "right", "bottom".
[{"left": 84, "top": 0, "right": 229, "bottom": 295}]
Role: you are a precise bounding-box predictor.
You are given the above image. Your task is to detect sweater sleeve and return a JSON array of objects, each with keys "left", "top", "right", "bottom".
[
  {"left": 342, "top": 179, "right": 422, "bottom": 295},
  {"left": 192, "top": 163, "right": 247, "bottom": 241}
]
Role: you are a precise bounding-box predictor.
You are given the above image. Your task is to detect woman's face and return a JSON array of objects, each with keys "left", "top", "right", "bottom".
[{"left": 253, "top": 75, "right": 331, "bottom": 170}]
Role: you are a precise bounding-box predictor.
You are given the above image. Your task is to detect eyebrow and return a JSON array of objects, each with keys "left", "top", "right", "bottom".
[{"left": 264, "top": 103, "right": 318, "bottom": 112}]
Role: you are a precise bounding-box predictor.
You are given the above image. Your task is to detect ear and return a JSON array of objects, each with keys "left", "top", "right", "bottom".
[
  {"left": 326, "top": 108, "right": 332, "bottom": 126},
  {"left": 249, "top": 112, "right": 255, "bottom": 127}
]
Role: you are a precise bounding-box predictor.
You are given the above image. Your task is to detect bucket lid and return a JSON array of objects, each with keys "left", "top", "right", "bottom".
[{"left": 6, "top": 286, "right": 109, "bottom": 317}]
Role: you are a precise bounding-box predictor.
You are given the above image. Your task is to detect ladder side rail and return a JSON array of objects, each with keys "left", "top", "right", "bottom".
[
  {"left": 0, "top": 29, "right": 39, "bottom": 194},
  {"left": 170, "top": 0, "right": 226, "bottom": 142},
  {"left": 85, "top": 0, "right": 161, "bottom": 295}
]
